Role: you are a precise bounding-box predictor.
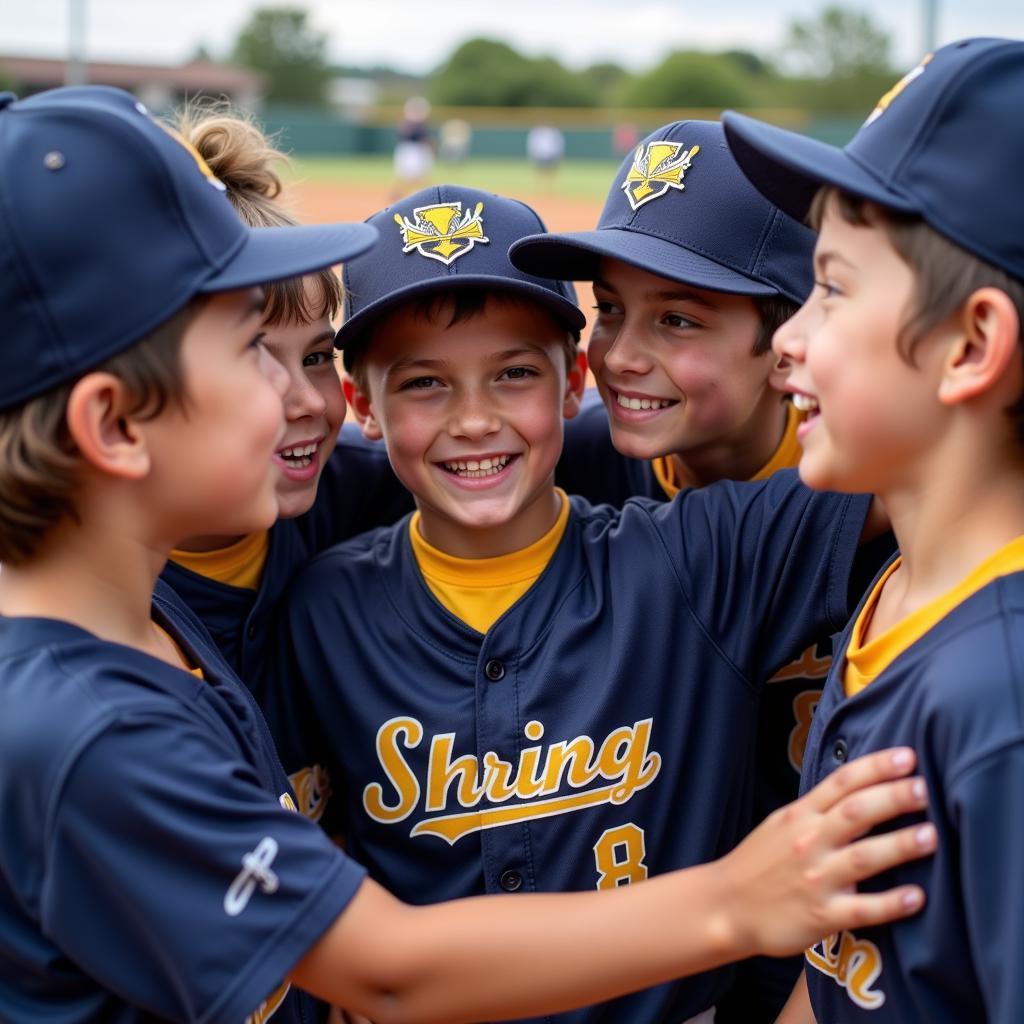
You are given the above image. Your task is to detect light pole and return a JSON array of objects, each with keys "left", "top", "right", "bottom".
[
  {"left": 67, "top": 0, "right": 87, "bottom": 85},
  {"left": 922, "top": 0, "right": 938, "bottom": 53}
]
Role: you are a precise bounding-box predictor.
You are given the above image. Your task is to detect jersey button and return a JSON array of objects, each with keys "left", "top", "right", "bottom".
[
  {"left": 499, "top": 869, "right": 523, "bottom": 892},
  {"left": 832, "top": 738, "right": 849, "bottom": 763},
  {"left": 484, "top": 659, "right": 505, "bottom": 682},
  {"left": 247, "top": 623, "right": 258, "bottom": 641}
]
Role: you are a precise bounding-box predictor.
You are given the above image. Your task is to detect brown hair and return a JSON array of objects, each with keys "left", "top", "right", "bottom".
[
  {"left": 809, "top": 186, "right": 1024, "bottom": 442},
  {"left": 753, "top": 295, "right": 800, "bottom": 356},
  {"left": 347, "top": 289, "right": 580, "bottom": 391},
  {"left": 171, "top": 101, "right": 342, "bottom": 327},
  {"left": 0, "top": 302, "right": 199, "bottom": 565}
]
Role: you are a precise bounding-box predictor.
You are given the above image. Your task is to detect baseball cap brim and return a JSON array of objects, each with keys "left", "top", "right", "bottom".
[
  {"left": 336, "top": 275, "right": 587, "bottom": 357},
  {"left": 721, "top": 112, "right": 920, "bottom": 224},
  {"left": 509, "top": 228, "right": 781, "bottom": 298},
  {"left": 198, "top": 221, "right": 379, "bottom": 293}
]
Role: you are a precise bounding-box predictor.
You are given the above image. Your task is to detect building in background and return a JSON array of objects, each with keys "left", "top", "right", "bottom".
[{"left": 0, "top": 55, "right": 264, "bottom": 110}]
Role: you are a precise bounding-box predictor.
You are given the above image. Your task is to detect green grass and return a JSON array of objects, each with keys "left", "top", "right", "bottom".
[{"left": 286, "top": 155, "right": 622, "bottom": 201}]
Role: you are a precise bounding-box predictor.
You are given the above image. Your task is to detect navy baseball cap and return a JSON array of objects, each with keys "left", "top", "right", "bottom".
[
  {"left": 336, "top": 184, "right": 586, "bottom": 370},
  {"left": 509, "top": 120, "right": 815, "bottom": 305},
  {"left": 723, "top": 37, "right": 1024, "bottom": 281},
  {"left": 0, "top": 85, "right": 377, "bottom": 409}
]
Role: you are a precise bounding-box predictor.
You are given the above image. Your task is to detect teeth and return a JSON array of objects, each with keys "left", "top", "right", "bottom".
[
  {"left": 616, "top": 393, "right": 672, "bottom": 411},
  {"left": 443, "top": 454, "right": 512, "bottom": 478},
  {"left": 281, "top": 442, "right": 318, "bottom": 458},
  {"left": 792, "top": 393, "right": 819, "bottom": 413}
]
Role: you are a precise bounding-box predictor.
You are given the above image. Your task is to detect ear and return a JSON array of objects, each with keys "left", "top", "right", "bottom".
[
  {"left": 562, "top": 349, "right": 588, "bottom": 421},
  {"left": 65, "top": 373, "right": 151, "bottom": 479},
  {"left": 938, "top": 287, "right": 1021, "bottom": 407},
  {"left": 341, "top": 373, "right": 358, "bottom": 410},
  {"left": 344, "top": 376, "right": 384, "bottom": 441}
]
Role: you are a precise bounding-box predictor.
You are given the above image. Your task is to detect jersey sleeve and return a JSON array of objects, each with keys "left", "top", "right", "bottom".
[
  {"left": 950, "top": 742, "right": 1024, "bottom": 1019},
  {"left": 42, "top": 710, "right": 365, "bottom": 1024},
  {"left": 650, "top": 470, "right": 870, "bottom": 680}
]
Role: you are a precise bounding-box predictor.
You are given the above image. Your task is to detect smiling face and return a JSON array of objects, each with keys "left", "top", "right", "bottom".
[
  {"left": 587, "top": 257, "right": 787, "bottom": 483},
  {"left": 350, "top": 294, "right": 585, "bottom": 558},
  {"left": 772, "top": 197, "right": 942, "bottom": 495},
  {"left": 262, "top": 278, "right": 346, "bottom": 519}
]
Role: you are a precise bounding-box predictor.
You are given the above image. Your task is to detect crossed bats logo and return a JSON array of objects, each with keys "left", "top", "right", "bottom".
[
  {"left": 621, "top": 140, "right": 700, "bottom": 210},
  {"left": 394, "top": 201, "right": 490, "bottom": 265}
]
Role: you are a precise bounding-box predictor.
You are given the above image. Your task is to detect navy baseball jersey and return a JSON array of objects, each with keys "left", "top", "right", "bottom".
[
  {"left": 270, "top": 472, "right": 870, "bottom": 1023},
  {"left": 0, "top": 579, "right": 366, "bottom": 1024},
  {"left": 160, "top": 423, "right": 413, "bottom": 699},
  {"left": 556, "top": 392, "right": 853, "bottom": 1022},
  {"left": 801, "top": 561, "right": 1024, "bottom": 1022}
]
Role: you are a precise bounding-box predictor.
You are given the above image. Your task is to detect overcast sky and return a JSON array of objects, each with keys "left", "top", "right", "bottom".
[{"left": 2, "top": 0, "right": 1022, "bottom": 74}]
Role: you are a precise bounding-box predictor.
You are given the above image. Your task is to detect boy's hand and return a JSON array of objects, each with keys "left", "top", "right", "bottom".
[{"left": 718, "top": 747, "right": 934, "bottom": 959}]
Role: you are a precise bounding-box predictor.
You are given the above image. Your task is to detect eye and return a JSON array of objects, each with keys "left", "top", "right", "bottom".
[
  {"left": 400, "top": 375, "right": 442, "bottom": 391},
  {"left": 499, "top": 366, "right": 537, "bottom": 381},
  {"left": 303, "top": 349, "right": 337, "bottom": 368},
  {"left": 593, "top": 299, "right": 622, "bottom": 317},
  {"left": 662, "top": 312, "right": 698, "bottom": 329},
  {"left": 248, "top": 331, "right": 268, "bottom": 351},
  {"left": 814, "top": 279, "right": 842, "bottom": 299}
]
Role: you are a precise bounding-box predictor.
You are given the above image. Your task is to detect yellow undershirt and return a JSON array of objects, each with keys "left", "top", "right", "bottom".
[
  {"left": 844, "top": 535, "right": 1024, "bottom": 697},
  {"left": 652, "top": 402, "right": 804, "bottom": 499},
  {"left": 409, "top": 490, "right": 571, "bottom": 634},
  {"left": 169, "top": 530, "right": 269, "bottom": 591}
]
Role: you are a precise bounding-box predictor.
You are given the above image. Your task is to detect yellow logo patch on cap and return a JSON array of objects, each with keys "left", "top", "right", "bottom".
[
  {"left": 864, "top": 53, "right": 934, "bottom": 127},
  {"left": 394, "top": 201, "right": 489, "bottom": 265},
  {"left": 622, "top": 141, "right": 700, "bottom": 210}
]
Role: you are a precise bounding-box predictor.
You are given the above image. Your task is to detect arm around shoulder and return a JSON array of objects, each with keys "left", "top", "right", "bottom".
[{"left": 291, "top": 747, "right": 935, "bottom": 1024}]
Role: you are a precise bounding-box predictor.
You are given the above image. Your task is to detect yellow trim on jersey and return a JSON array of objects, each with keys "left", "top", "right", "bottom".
[
  {"left": 169, "top": 530, "right": 269, "bottom": 591},
  {"left": 153, "top": 623, "right": 204, "bottom": 678},
  {"left": 651, "top": 401, "right": 804, "bottom": 498},
  {"left": 844, "top": 535, "right": 1024, "bottom": 697},
  {"left": 410, "top": 490, "right": 570, "bottom": 634}
]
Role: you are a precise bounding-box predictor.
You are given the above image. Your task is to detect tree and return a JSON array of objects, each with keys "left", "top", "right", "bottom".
[
  {"left": 429, "top": 38, "right": 597, "bottom": 107},
  {"left": 618, "top": 51, "right": 754, "bottom": 109},
  {"left": 779, "top": 6, "right": 897, "bottom": 114},
  {"left": 231, "top": 6, "right": 331, "bottom": 106},
  {"left": 580, "top": 62, "right": 632, "bottom": 105},
  {"left": 782, "top": 6, "right": 894, "bottom": 78}
]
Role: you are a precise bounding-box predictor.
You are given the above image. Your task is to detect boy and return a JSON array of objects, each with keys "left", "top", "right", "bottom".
[
  {"left": 272, "top": 183, "right": 914, "bottom": 1024},
  {"left": 0, "top": 84, "right": 935, "bottom": 1024},
  {"left": 159, "top": 104, "right": 411, "bottom": 712},
  {"left": 508, "top": 120, "right": 843, "bottom": 1020},
  {"left": 722, "top": 35, "right": 1024, "bottom": 1022}
]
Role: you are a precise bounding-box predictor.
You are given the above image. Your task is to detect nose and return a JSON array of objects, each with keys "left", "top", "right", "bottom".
[
  {"left": 448, "top": 387, "right": 501, "bottom": 441},
  {"left": 596, "top": 318, "right": 653, "bottom": 377},
  {"left": 283, "top": 369, "right": 330, "bottom": 422},
  {"left": 771, "top": 302, "right": 811, "bottom": 366}
]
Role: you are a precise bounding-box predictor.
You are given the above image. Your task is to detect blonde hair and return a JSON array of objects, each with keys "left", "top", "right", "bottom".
[{"left": 171, "top": 101, "right": 343, "bottom": 326}]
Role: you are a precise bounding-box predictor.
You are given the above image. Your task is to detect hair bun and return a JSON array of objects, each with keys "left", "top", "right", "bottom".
[{"left": 170, "top": 102, "right": 295, "bottom": 228}]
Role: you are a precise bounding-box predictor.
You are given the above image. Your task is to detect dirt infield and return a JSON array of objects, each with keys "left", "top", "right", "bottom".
[{"left": 289, "top": 180, "right": 603, "bottom": 334}]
